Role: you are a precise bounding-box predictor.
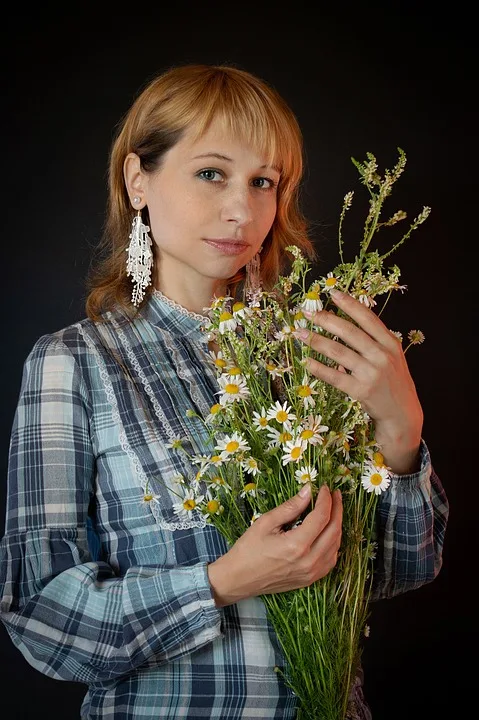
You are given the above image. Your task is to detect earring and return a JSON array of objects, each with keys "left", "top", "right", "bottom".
[
  {"left": 244, "top": 246, "right": 263, "bottom": 301},
  {"left": 126, "top": 210, "right": 153, "bottom": 306}
]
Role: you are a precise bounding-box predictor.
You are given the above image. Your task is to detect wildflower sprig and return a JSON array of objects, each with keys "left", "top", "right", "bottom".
[{"left": 167, "top": 149, "right": 429, "bottom": 719}]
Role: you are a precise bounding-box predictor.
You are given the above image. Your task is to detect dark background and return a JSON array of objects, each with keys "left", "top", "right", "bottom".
[{"left": 0, "top": 4, "right": 474, "bottom": 719}]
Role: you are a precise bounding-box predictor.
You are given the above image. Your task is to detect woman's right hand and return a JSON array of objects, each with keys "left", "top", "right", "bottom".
[{"left": 207, "top": 484, "right": 343, "bottom": 607}]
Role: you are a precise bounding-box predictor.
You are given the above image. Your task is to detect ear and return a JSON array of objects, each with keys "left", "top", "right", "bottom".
[{"left": 123, "top": 153, "right": 146, "bottom": 209}]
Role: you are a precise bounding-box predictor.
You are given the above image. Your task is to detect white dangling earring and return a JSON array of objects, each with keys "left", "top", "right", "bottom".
[
  {"left": 244, "top": 245, "right": 263, "bottom": 302},
  {"left": 126, "top": 198, "right": 153, "bottom": 307}
]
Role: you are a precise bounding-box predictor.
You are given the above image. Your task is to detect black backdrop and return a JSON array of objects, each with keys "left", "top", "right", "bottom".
[{"left": 0, "top": 4, "right": 474, "bottom": 719}]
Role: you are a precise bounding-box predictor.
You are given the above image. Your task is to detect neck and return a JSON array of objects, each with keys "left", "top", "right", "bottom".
[{"left": 154, "top": 274, "right": 230, "bottom": 316}]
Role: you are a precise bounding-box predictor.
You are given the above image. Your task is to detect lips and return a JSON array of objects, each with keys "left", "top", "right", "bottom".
[{"left": 203, "top": 238, "right": 249, "bottom": 255}]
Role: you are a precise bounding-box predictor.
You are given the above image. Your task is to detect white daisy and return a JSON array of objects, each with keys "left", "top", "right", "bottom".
[
  {"left": 274, "top": 325, "right": 295, "bottom": 342},
  {"left": 218, "top": 311, "right": 237, "bottom": 334},
  {"left": 294, "top": 465, "right": 318, "bottom": 485},
  {"left": 172, "top": 489, "right": 205, "bottom": 518},
  {"left": 266, "top": 400, "right": 297, "bottom": 425},
  {"left": 281, "top": 439, "right": 308, "bottom": 465},
  {"left": 208, "top": 350, "right": 227, "bottom": 370},
  {"left": 215, "top": 431, "right": 250, "bottom": 457},
  {"left": 216, "top": 374, "right": 250, "bottom": 406},
  {"left": 252, "top": 407, "right": 269, "bottom": 431},
  {"left": 357, "top": 292, "right": 377, "bottom": 308},
  {"left": 207, "top": 474, "right": 232, "bottom": 492},
  {"left": 232, "top": 301, "right": 248, "bottom": 319},
  {"left": 205, "top": 403, "right": 224, "bottom": 425},
  {"left": 241, "top": 456, "right": 261, "bottom": 476},
  {"left": 322, "top": 272, "right": 339, "bottom": 292},
  {"left": 266, "top": 426, "right": 294, "bottom": 449},
  {"left": 295, "top": 373, "right": 320, "bottom": 409},
  {"left": 292, "top": 309, "right": 308, "bottom": 329},
  {"left": 407, "top": 329, "right": 425, "bottom": 345},
  {"left": 223, "top": 365, "right": 244, "bottom": 378},
  {"left": 141, "top": 490, "right": 160, "bottom": 505},
  {"left": 204, "top": 498, "right": 224, "bottom": 516},
  {"left": 240, "top": 481, "right": 263, "bottom": 498},
  {"left": 361, "top": 463, "right": 391, "bottom": 495},
  {"left": 165, "top": 436, "right": 186, "bottom": 450},
  {"left": 298, "top": 414, "right": 329, "bottom": 445},
  {"left": 190, "top": 454, "right": 212, "bottom": 472},
  {"left": 301, "top": 289, "right": 323, "bottom": 313}
]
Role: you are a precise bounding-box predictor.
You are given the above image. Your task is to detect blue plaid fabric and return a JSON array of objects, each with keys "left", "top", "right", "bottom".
[{"left": 0, "top": 293, "right": 449, "bottom": 719}]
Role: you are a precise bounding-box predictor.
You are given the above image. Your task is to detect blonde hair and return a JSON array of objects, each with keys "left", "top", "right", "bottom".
[{"left": 85, "top": 63, "right": 317, "bottom": 322}]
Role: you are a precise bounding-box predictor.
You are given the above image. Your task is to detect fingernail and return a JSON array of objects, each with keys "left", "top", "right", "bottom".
[
  {"left": 330, "top": 288, "right": 344, "bottom": 299},
  {"left": 297, "top": 329, "right": 309, "bottom": 340},
  {"left": 302, "top": 310, "right": 313, "bottom": 317},
  {"left": 298, "top": 483, "right": 311, "bottom": 497}
]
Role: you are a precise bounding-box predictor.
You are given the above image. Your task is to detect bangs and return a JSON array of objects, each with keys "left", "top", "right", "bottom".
[{"left": 182, "top": 73, "right": 303, "bottom": 185}]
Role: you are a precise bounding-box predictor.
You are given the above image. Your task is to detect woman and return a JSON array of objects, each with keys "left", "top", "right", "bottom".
[{"left": 0, "top": 63, "right": 448, "bottom": 719}]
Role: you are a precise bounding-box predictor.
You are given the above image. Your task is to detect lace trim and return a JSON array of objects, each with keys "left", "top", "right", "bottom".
[
  {"left": 76, "top": 322, "right": 206, "bottom": 532},
  {"left": 106, "top": 313, "right": 207, "bottom": 530},
  {"left": 152, "top": 288, "right": 210, "bottom": 322}
]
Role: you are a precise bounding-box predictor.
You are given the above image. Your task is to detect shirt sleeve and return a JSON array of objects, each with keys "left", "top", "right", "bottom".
[
  {"left": 370, "top": 439, "right": 449, "bottom": 601},
  {"left": 0, "top": 334, "right": 223, "bottom": 684}
]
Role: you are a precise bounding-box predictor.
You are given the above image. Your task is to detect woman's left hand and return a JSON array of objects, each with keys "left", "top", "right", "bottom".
[{"left": 297, "top": 289, "right": 423, "bottom": 475}]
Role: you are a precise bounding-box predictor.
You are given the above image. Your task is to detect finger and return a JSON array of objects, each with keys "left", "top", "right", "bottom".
[
  {"left": 261, "top": 483, "right": 313, "bottom": 532},
  {"left": 288, "top": 484, "right": 332, "bottom": 545},
  {"left": 298, "top": 330, "right": 367, "bottom": 374},
  {"left": 328, "top": 289, "right": 399, "bottom": 350},
  {"left": 310, "top": 489, "right": 343, "bottom": 555}
]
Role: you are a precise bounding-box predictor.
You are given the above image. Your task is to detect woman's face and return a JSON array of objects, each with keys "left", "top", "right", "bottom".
[{"left": 126, "top": 116, "right": 281, "bottom": 295}]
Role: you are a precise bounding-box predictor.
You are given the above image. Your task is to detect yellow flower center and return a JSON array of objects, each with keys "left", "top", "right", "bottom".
[
  {"left": 301, "top": 474, "right": 311, "bottom": 482},
  {"left": 343, "top": 441, "right": 350, "bottom": 451},
  {"left": 219, "top": 311, "right": 233, "bottom": 322},
  {"left": 297, "top": 385, "right": 312, "bottom": 397},
  {"left": 373, "top": 451, "right": 385, "bottom": 466},
  {"left": 195, "top": 471, "right": 202, "bottom": 481},
  {"left": 301, "top": 429, "right": 314, "bottom": 440},
  {"left": 259, "top": 417, "right": 268, "bottom": 427},
  {"left": 276, "top": 410, "right": 289, "bottom": 422},
  {"left": 325, "top": 277, "right": 337, "bottom": 287},
  {"left": 215, "top": 358, "right": 227, "bottom": 368},
  {"left": 279, "top": 431, "right": 293, "bottom": 443},
  {"left": 370, "top": 473, "right": 383, "bottom": 486},
  {"left": 225, "top": 440, "right": 240, "bottom": 453},
  {"left": 211, "top": 475, "right": 225, "bottom": 485},
  {"left": 232, "top": 302, "right": 245, "bottom": 312},
  {"left": 305, "top": 290, "right": 320, "bottom": 301},
  {"left": 211, "top": 454, "right": 222, "bottom": 463},
  {"left": 210, "top": 403, "right": 222, "bottom": 415},
  {"left": 183, "top": 498, "right": 196, "bottom": 511},
  {"left": 225, "top": 383, "right": 240, "bottom": 395},
  {"left": 247, "top": 458, "right": 258, "bottom": 468},
  {"left": 291, "top": 447, "right": 302, "bottom": 460},
  {"left": 207, "top": 500, "right": 220, "bottom": 514},
  {"left": 294, "top": 311, "right": 304, "bottom": 321},
  {"left": 143, "top": 493, "right": 153, "bottom": 502},
  {"left": 243, "top": 482, "right": 256, "bottom": 493},
  {"left": 227, "top": 366, "right": 241, "bottom": 375},
  {"left": 266, "top": 363, "right": 276, "bottom": 371}
]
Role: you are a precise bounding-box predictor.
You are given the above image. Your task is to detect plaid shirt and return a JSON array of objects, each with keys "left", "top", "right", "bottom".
[{"left": 0, "top": 293, "right": 449, "bottom": 719}]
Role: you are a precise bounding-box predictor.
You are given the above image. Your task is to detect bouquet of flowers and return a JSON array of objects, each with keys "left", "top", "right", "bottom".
[{"left": 167, "top": 149, "right": 429, "bottom": 719}]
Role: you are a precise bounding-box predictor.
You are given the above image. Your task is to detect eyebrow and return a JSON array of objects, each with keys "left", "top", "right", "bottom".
[{"left": 191, "top": 152, "right": 281, "bottom": 175}]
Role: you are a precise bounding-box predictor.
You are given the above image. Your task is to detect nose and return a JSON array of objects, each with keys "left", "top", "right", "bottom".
[{"left": 220, "top": 186, "right": 254, "bottom": 228}]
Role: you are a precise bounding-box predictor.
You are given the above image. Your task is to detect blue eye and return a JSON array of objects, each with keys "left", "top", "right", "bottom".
[
  {"left": 198, "top": 169, "right": 222, "bottom": 182},
  {"left": 197, "top": 169, "right": 278, "bottom": 191}
]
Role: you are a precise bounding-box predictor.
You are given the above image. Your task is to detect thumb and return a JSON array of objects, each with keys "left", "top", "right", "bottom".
[{"left": 262, "top": 483, "right": 312, "bottom": 531}]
